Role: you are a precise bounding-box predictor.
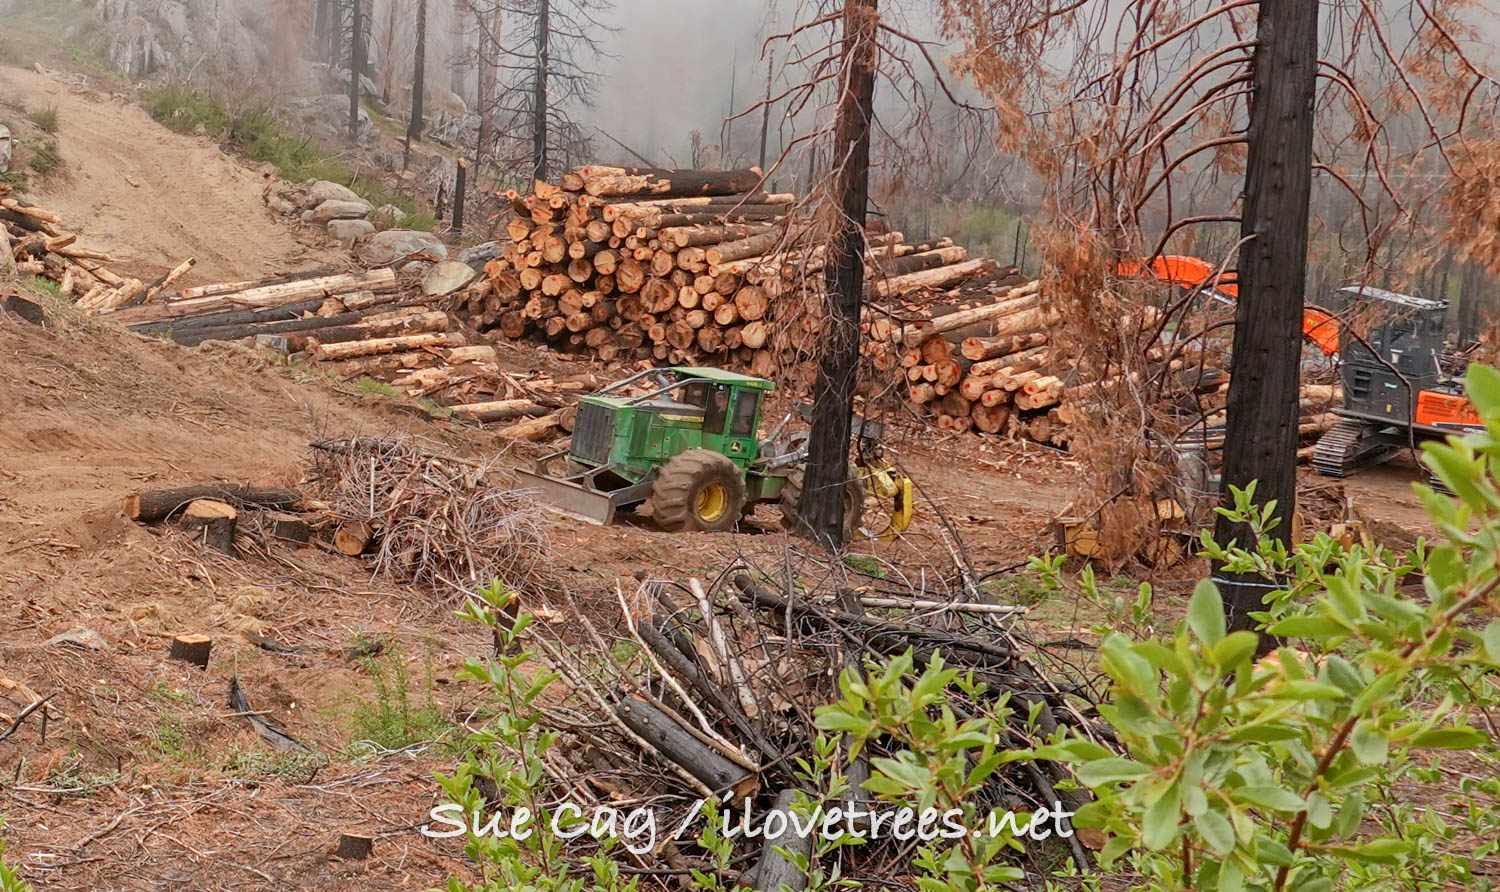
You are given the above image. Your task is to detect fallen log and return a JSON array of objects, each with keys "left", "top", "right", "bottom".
[
  {"left": 125, "top": 484, "right": 304, "bottom": 523},
  {"left": 310, "top": 332, "right": 455, "bottom": 361},
  {"left": 111, "top": 268, "right": 398, "bottom": 324},
  {"left": 615, "top": 697, "right": 759, "bottom": 798}
]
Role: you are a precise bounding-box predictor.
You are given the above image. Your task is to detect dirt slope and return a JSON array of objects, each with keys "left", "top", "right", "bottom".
[{"left": 0, "top": 65, "right": 328, "bottom": 284}]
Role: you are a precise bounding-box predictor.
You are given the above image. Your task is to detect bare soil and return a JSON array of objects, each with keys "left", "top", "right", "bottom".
[{"left": 0, "top": 65, "right": 333, "bottom": 285}]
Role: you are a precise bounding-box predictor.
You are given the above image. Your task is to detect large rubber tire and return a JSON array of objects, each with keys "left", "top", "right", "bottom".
[
  {"left": 780, "top": 467, "right": 866, "bottom": 544},
  {"left": 650, "top": 450, "right": 748, "bottom": 532}
]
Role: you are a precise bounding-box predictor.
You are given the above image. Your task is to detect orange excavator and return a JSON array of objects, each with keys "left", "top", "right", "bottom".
[
  {"left": 1120, "top": 255, "right": 1340, "bottom": 356},
  {"left": 1124, "top": 255, "right": 1481, "bottom": 477}
]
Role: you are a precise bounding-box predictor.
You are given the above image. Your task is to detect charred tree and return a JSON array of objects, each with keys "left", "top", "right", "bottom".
[
  {"left": 532, "top": 0, "right": 551, "bottom": 180},
  {"left": 408, "top": 0, "right": 428, "bottom": 145},
  {"left": 1213, "top": 0, "right": 1320, "bottom": 634},
  {"left": 798, "top": 0, "right": 879, "bottom": 549},
  {"left": 347, "top": 0, "right": 365, "bottom": 145}
]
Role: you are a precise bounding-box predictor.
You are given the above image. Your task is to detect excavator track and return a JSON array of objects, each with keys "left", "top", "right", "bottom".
[{"left": 1312, "top": 418, "right": 1394, "bottom": 478}]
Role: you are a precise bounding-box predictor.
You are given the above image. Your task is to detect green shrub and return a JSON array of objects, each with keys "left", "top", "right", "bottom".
[
  {"left": 0, "top": 820, "right": 32, "bottom": 892},
  {"left": 27, "top": 139, "right": 58, "bottom": 175},
  {"left": 26, "top": 104, "right": 57, "bottom": 134},
  {"left": 347, "top": 643, "right": 450, "bottom": 752}
]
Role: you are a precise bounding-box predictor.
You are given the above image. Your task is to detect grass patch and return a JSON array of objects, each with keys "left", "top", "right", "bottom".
[
  {"left": 26, "top": 277, "right": 61, "bottom": 301},
  {"left": 346, "top": 643, "right": 450, "bottom": 753},
  {"left": 27, "top": 104, "right": 58, "bottom": 134},
  {"left": 140, "top": 85, "right": 435, "bottom": 232},
  {"left": 842, "top": 553, "right": 886, "bottom": 577},
  {"left": 27, "top": 139, "right": 59, "bottom": 176},
  {"left": 0, "top": 36, "right": 30, "bottom": 68},
  {"left": 0, "top": 170, "right": 26, "bottom": 190}
]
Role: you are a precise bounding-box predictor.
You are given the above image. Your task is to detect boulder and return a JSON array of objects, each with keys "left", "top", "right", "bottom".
[
  {"left": 421, "top": 260, "right": 478, "bottom": 297},
  {"left": 306, "top": 198, "right": 373, "bottom": 224},
  {"left": 457, "top": 241, "right": 502, "bottom": 273},
  {"left": 265, "top": 195, "right": 297, "bottom": 216},
  {"left": 0, "top": 124, "right": 12, "bottom": 173},
  {"left": 328, "top": 219, "right": 376, "bottom": 241},
  {"left": 363, "top": 229, "right": 447, "bottom": 265},
  {"left": 306, "top": 179, "right": 365, "bottom": 207}
]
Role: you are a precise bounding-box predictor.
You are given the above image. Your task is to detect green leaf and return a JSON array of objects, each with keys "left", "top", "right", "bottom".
[
  {"left": 1233, "top": 785, "right": 1304, "bottom": 813},
  {"left": 1269, "top": 615, "right": 1348, "bottom": 638},
  {"left": 1350, "top": 722, "right": 1388, "bottom": 765},
  {"left": 1465, "top": 363, "right": 1500, "bottom": 424},
  {"left": 1194, "top": 808, "right": 1236, "bottom": 857},
  {"left": 1141, "top": 781, "right": 1182, "bottom": 851},
  {"left": 1326, "top": 837, "right": 1410, "bottom": 864},
  {"left": 1188, "top": 579, "right": 1226, "bottom": 646},
  {"left": 1484, "top": 621, "right": 1500, "bottom": 665},
  {"left": 1410, "top": 727, "right": 1489, "bottom": 749},
  {"left": 1076, "top": 758, "right": 1154, "bottom": 787},
  {"left": 1211, "top": 631, "right": 1259, "bottom": 670}
]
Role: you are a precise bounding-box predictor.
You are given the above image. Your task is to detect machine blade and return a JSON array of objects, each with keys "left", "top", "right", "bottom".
[{"left": 515, "top": 469, "right": 617, "bottom": 526}]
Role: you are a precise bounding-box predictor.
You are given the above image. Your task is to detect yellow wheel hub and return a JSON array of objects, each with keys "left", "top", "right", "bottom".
[{"left": 695, "top": 483, "right": 729, "bottom": 522}]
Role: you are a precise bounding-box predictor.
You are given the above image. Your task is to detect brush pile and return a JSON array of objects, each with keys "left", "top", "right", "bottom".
[
  {"left": 451, "top": 166, "right": 1004, "bottom": 380},
  {"left": 1, "top": 184, "right": 194, "bottom": 309},
  {"left": 514, "top": 551, "right": 1107, "bottom": 888},
  {"left": 309, "top": 435, "right": 552, "bottom": 595}
]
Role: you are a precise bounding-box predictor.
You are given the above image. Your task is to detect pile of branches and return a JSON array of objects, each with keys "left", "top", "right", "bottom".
[
  {"left": 309, "top": 435, "right": 551, "bottom": 595},
  {"left": 516, "top": 550, "right": 1110, "bottom": 887}
]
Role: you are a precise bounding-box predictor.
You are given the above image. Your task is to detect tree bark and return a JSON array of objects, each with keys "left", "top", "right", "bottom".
[
  {"left": 1214, "top": 0, "right": 1319, "bottom": 635},
  {"left": 347, "top": 0, "right": 365, "bottom": 145},
  {"left": 798, "top": 0, "right": 878, "bottom": 549},
  {"left": 532, "top": 0, "right": 551, "bottom": 181},
  {"left": 408, "top": 0, "right": 427, "bottom": 145}
]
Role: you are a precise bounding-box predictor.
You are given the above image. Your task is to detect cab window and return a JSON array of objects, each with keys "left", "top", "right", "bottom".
[
  {"left": 704, "top": 385, "right": 731, "bottom": 434},
  {"left": 730, "top": 391, "right": 760, "bottom": 437},
  {"left": 680, "top": 382, "right": 709, "bottom": 409}
]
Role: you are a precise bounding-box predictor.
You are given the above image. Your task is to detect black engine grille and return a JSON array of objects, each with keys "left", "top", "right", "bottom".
[{"left": 571, "top": 401, "right": 616, "bottom": 464}]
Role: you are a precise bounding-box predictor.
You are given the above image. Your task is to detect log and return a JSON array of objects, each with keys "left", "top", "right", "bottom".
[
  {"left": 284, "top": 311, "right": 450, "bottom": 352},
  {"left": 971, "top": 403, "right": 1011, "bottom": 434},
  {"left": 125, "top": 484, "right": 303, "bottom": 523},
  {"left": 180, "top": 499, "right": 238, "bottom": 555},
  {"left": 311, "top": 332, "right": 454, "bottom": 361},
  {"left": 733, "top": 285, "right": 768, "bottom": 321},
  {"left": 752, "top": 789, "right": 813, "bottom": 892},
  {"left": 266, "top": 512, "right": 314, "bottom": 544},
  {"left": 112, "top": 269, "right": 398, "bottom": 324},
  {"left": 659, "top": 222, "right": 778, "bottom": 249},
  {"left": 168, "top": 634, "right": 214, "bottom": 669},
  {"left": 960, "top": 330, "right": 1049, "bottom": 362},
  {"left": 869, "top": 258, "right": 1002, "bottom": 300},
  {"left": 615, "top": 697, "right": 759, "bottom": 798},
  {"left": 583, "top": 168, "right": 763, "bottom": 199},
  {"left": 496, "top": 412, "right": 561, "bottom": 441},
  {"left": 705, "top": 231, "right": 784, "bottom": 266},
  {"left": 333, "top": 521, "right": 373, "bottom": 556},
  {"left": 869, "top": 245, "right": 968, "bottom": 278}
]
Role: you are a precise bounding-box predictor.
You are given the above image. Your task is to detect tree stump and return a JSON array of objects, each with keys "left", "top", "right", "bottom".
[
  {"left": 168, "top": 634, "right": 213, "bottom": 669},
  {"left": 180, "top": 499, "right": 238, "bottom": 556},
  {"left": 336, "top": 832, "right": 374, "bottom": 860},
  {"left": 333, "top": 521, "right": 373, "bottom": 556}
]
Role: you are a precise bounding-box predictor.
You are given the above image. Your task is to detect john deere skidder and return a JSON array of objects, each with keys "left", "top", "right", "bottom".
[{"left": 516, "top": 366, "right": 912, "bottom": 536}]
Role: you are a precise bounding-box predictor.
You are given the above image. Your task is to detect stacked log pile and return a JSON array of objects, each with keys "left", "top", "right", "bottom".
[
  {"left": 451, "top": 166, "right": 1006, "bottom": 380},
  {"left": 109, "top": 267, "right": 590, "bottom": 439},
  {"left": 1, "top": 184, "right": 194, "bottom": 309}
]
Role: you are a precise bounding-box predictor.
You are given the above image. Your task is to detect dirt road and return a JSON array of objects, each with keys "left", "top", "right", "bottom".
[{"left": 0, "top": 65, "right": 327, "bottom": 284}]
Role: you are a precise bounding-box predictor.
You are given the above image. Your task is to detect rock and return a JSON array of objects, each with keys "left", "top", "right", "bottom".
[
  {"left": 328, "top": 218, "right": 376, "bottom": 241},
  {"left": 307, "top": 198, "right": 373, "bottom": 224},
  {"left": 363, "top": 229, "right": 447, "bottom": 265},
  {"left": 399, "top": 260, "right": 432, "bottom": 276},
  {"left": 282, "top": 94, "right": 372, "bottom": 144},
  {"left": 0, "top": 124, "right": 12, "bottom": 173},
  {"left": 306, "top": 179, "right": 366, "bottom": 207},
  {"left": 369, "top": 203, "right": 406, "bottom": 230},
  {"left": 46, "top": 628, "right": 108, "bottom": 651},
  {"left": 422, "top": 260, "right": 478, "bottom": 297},
  {"left": 265, "top": 195, "right": 297, "bottom": 216},
  {"left": 1, "top": 294, "right": 47, "bottom": 326},
  {"left": 457, "top": 241, "right": 502, "bottom": 273}
]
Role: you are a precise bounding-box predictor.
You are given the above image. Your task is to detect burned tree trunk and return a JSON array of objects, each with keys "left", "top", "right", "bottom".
[
  {"left": 347, "top": 0, "right": 365, "bottom": 145},
  {"left": 407, "top": 0, "right": 427, "bottom": 145},
  {"left": 1213, "top": 0, "right": 1319, "bottom": 634},
  {"left": 797, "top": 0, "right": 878, "bottom": 549},
  {"left": 532, "top": 0, "right": 552, "bottom": 181}
]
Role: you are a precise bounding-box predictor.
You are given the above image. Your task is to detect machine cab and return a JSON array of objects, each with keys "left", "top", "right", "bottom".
[{"left": 1336, "top": 286, "right": 1449, "bottom": 425}]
